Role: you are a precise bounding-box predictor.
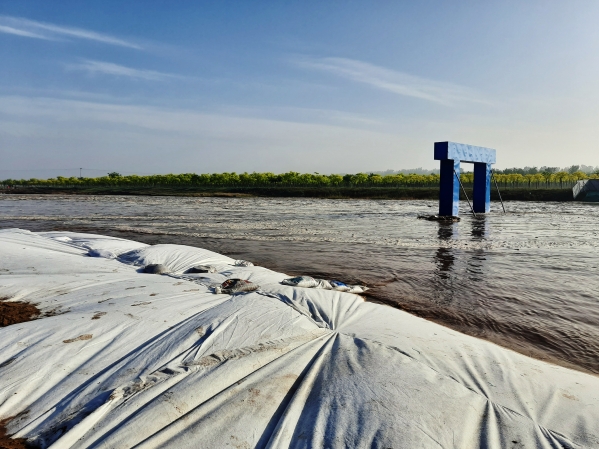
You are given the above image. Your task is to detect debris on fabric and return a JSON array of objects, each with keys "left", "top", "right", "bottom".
[
  {"left": 214, "top": 278, "right": 260, "bottom": 294},
  {"left": 281, "top": 275, "right": 369, "bottom": 294},
  {"left": 234, "top": 260, "right": 254, "bottom": 267},
  {"left": 281, "top": 276, "right": 319, "bottom": 288},
  {"left": 186, "top": 265, "right": 217, "bottom": 274},
  {"left": 143, "top": 264, "right": 171, "bottom": 274}
]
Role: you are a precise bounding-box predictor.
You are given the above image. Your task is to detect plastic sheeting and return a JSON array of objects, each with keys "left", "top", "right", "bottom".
[{"left": 0, "top": 228, "right": 598, "bottom": 449}]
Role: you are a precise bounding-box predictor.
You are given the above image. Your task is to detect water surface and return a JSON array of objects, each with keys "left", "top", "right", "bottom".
[{"left": 1, "top": 195, "right": 598, "bottom": 374}]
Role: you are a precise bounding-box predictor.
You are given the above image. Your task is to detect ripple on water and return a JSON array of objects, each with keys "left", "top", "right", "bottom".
[{"left": 1, "top": 195, "right": 599, "bottom": 374}]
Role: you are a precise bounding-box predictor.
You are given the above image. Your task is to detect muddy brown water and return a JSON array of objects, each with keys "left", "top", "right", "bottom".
[{"left": 1, "top": 195, "right": 598, "bottom": 375}]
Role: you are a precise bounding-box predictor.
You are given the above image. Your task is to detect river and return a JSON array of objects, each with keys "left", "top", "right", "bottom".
[{"left": 1, "top": 194, "right": 598, "bottom": 374}]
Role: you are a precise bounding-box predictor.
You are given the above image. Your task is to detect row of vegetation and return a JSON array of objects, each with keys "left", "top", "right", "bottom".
[
  {"left": 493, "top": 165, "right": 598, "bottom": 176},
  {"left": 2, "top": 170, "right": 597, "bottom": 190}
]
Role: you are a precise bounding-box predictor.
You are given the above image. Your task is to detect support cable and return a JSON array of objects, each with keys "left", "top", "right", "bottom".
[
  {"left": 490, "top": 169, "right": 506, "bottom": 213},
  {"left": 453, "top": 169, "right": 477, "bottom": 218}
]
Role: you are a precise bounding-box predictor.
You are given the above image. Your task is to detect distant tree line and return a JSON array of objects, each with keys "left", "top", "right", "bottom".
[
  {"left": 2, "top": 169, "right": 598, "bottom": 190},
  {"left": 461, "top": 170, "right": 597, "bottom": 189},
  {"left": 0, "top": 172, "right": 439, "bottom": 188},
  {"left": 494, "top": 165, "right": 599, "bottom": 175}
]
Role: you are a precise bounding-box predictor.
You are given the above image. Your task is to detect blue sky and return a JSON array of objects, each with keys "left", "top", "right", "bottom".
[{"left": 1, "top": 1, "right": 598, "bottom": 178}]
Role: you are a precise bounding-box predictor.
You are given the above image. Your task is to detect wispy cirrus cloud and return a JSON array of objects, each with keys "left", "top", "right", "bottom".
[
  {"left": 68, "top": 60, "right": 179, "bottom": 81},
  {"left": 0, "top": 16, "right": 141, "bottom": 49},
  {"left": 294, "top": 56, "right": 486, "bottom": 106},
  {"left": 0, "top": 24, "right": 50, "bottom": 39}
]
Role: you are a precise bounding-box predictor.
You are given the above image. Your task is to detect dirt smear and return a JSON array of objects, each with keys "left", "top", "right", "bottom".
[
  {"left": 0, "top": 298, "right": 67, "bottom": 328},
  {"left": 63, "top": 334, "right": 92, "bottom": 344},
  {"left": 0, "top": 417, "right": 32, "bottom": 449},
  {"left": 0, "top": 299, "right": 40, "bottom": 328}
]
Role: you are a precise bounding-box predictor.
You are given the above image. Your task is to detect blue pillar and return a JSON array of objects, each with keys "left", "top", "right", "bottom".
[
  {"left": 439, "top": 159, "right": 460, "bottom": 216},
  {"left": 473, "top": 162, "right": 491, "bottom": 213}
]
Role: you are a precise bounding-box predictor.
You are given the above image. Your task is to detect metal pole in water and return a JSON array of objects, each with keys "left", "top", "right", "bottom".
[
  {"left": 453, "top": 169, "right": 477, "bottom": 218},
  {"left": 491, "top": 169, "right": 506, "bottom": 213}
]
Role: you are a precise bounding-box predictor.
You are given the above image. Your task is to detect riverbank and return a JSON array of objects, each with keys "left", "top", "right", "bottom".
[{"left": 0, "top": 186, "right": 574, "bottom": 201}]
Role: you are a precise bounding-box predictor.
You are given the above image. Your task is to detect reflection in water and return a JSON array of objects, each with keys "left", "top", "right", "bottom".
[
  {"left": 437, "top": 222, "right": 457, "bottom": 241},
  {"left": 468, "top": 217, "right": 488, "bottom": 281},
  {"left": 433, "top": 247, "right": 456, "bottom": 306},
  {"left": 434, "top": 219, "right": 488, "bottom": 304},
  {"left": 434, "top": 223, "right": 457, "bottom": 305},
  {"left": 436, "top": 223, "right": 457, "bottom": 275},
  {"left": 466, "top": 252, "right": 486, "bottom": 282},
  {"left": 434, "top": 248, "right": 455, "bottom": 276},
  {"left": 471, "top": 216, "right": 489, "bottom": 240}
]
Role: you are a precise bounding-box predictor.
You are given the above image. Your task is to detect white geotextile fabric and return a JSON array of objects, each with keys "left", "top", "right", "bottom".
[{"left": 0, "top": 229, "right": 598, "bottom": 449}]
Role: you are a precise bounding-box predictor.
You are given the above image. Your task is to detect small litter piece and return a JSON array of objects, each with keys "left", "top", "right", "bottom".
[
  {"left": 87, "top": 249, "right": 117, "bottom": 259},
  {"left": 186, "top": 265, "right": 217, "bottom": 274},
  {"left": 214, "top": 279, "right": 259, "bottom": 294},
  {"left": 143, "top": 264, "right": 171, "bottom": 274},
  {"left": 234, "top": 260, "right": 254, "bottom": 267},
  {"left": 330, "top": 280, "right": 348, "bottom": 290},
  {"left": 281, "top": 276, "right": 319, "bottom": 288},
  {"left": 281, "top": 276, "right": 369, "bottom": 294},
  {"left": 330, "top": 280, "right": 369, "bottom": 294}
]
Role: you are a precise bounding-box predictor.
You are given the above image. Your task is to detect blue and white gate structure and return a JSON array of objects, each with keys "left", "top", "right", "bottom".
[{"left": 434, "top": 141, "right": 497, "bottom": 216}]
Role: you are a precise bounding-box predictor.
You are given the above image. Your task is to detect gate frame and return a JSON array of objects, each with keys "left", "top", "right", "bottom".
[{"left": 434, "top": 142, "right": 497, "bottom": 216}]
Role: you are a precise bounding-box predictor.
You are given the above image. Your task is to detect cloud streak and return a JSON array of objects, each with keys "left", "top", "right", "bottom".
[
  {"left": 0, "top": 95, "right": 414, "bottom": 174},
  {"left": 0, "top": 24, "right": 51, "bottom": 39},
  {"left": 0, "top": 16, "right": 141, "bottom": 49},
  {"left": 294, "top": 57, "right": 485, "bottom": 106},
  {"left": 68, "top": 60, "right": 180, "bottom": 81}
]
